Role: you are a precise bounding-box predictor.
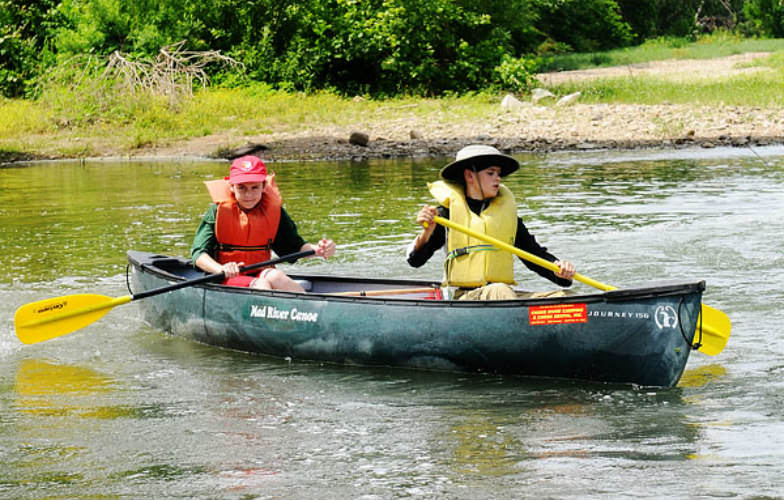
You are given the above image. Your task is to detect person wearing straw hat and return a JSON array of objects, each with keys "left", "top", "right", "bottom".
[{"left": 407, "top": 145, "right": 576, "bottom": 300}]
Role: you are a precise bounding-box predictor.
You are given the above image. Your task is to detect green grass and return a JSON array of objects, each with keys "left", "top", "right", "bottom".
[
  {"left": 546, "top": 52, "right": 784, "bottom": 107},
  {"left": 539, "top": 32, "right": 784, "bottom": 107},
  {"left": 0, "top": 84, "right": 502, "bottom": 159},
  {"left": 0, "top": 98, "right": 55, "bottom": 136},
  {"left": 540, "top": 32, "right": 784, "bottom": 72},
  {"left": 2, "top": 33, "right": 784, "bottom": 161}
]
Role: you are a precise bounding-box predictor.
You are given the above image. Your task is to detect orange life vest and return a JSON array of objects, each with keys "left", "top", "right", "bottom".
[{"left": 205, "top": 176, "right": 282, "bottom": 269}]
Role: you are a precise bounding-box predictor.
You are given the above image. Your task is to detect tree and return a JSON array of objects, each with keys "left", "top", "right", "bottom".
[{"left": 0, "top": 0, "right": 61, "bottom": 97}]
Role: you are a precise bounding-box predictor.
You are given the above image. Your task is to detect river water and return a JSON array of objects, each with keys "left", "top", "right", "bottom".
[{"left": 1, "top": 147, "right": 783, "bottom": 499}]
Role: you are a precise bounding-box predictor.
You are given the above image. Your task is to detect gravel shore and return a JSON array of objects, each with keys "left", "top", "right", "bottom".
[
  {"left": 144, "top": 100, "right": 784, "bottom": 163},
  {"left": 151, "top": 53, "right": 784, "bottom": 162},
  {"left": 5, "top": 54, "right": 783, "bottom": 164}
]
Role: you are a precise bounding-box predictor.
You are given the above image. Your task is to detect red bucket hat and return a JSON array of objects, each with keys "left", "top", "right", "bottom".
[{"left": 228, "top": 155, "right": 267, "bottom": 185}]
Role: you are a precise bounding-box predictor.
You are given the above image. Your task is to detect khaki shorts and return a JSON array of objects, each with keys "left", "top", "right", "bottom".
[{"left": 455, "top": 283, "right": 572, "bottom": 301}]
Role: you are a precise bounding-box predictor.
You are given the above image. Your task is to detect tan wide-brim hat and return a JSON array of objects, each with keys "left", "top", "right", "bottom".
[{"left": 439, "top": 145, "right": 520, "bottom": 182}]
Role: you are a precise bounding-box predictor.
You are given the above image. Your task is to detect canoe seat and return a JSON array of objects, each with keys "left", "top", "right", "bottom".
[{"left": 295, "top": 280, "right": 313, "bottom": 291}]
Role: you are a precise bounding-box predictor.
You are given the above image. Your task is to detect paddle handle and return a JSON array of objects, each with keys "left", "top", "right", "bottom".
[
  {"left": 430, "top": 216, "right": 615, "bottom": 292},
  {"left": 132, "top": 250, "right": 316, "bottom": 300}
]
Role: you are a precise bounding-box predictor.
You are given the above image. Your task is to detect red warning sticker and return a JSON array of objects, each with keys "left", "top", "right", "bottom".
[{"left": 529, "top": 303, "right": 588, "bottom": 325}]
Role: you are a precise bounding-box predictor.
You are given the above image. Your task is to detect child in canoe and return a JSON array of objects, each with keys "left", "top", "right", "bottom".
[
  {"left": 191, "top": 155, "right": 336, "bottom": 291},
  {"left": 407, "top": 145, "right": 576, "bottom": 300}
]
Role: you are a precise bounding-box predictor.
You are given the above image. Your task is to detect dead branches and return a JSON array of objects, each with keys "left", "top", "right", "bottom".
[{"left": 105, "top": 41, "right": 244, "bottom": 99}]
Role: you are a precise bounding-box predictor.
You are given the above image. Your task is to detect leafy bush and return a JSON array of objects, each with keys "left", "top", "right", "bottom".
[
  {"left": 251, "top": 0, "right": 539, "bottom": 95},
  {"left": 6, "top": 0, "right": 781, "bottom": 98},
  {"left": 534, "top": 0, "right": 634, "bottom": 52},
  {"left": 44, "top": 0, "right": 631, "bottom": 95},
  {"left": 495, "top": 54, "right": 541, "bottom": 92},
  {"left": 743, "top": 0, "right": 784, "bottom": 36},
  {"left": 0, "top": 0, "right": 61, "bottom": 97},
  {"left": 616, "top": 0, "right": 702, "bottom": 41}
]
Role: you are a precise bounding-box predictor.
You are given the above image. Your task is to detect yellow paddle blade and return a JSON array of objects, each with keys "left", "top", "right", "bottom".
[
  {"left": 14, "top": 294, "right": 132, "bottom": 345},
  {"left": 695, "top": 303, "right": 732, "bottom": 356},
  {"left": 430, "top": 215, "right": 732, "bottom": 356}
]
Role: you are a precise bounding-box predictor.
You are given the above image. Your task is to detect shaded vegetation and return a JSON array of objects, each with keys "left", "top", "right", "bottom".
[{"left": 3, "top": 0, "right": 779, "bottom": 97}]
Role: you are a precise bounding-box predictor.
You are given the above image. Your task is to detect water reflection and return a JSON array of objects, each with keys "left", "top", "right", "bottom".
[
  {"left": 449, "top": 411, "right": 522, "bottom": 477},
  {"left": 13, "top": 359, "right": 160, "bottom": 419},
  {"left": 440, "top": 383, "right": 701, "bottom": 480},
  {"left": 677, "top": 364, "right": 728, "bottom": 389}
]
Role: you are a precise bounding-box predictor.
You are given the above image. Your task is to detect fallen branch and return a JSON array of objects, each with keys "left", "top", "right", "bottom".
[{"left": 104, "top": 41, "right": 244, "bottom": 99}]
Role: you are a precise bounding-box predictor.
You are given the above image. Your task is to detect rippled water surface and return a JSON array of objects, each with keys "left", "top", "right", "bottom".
[{"left": 1, "top": 147, "right": 783, "bottom": 499}]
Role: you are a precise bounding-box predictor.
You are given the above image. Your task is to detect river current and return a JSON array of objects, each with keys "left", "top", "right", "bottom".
[{"left": 1, "top": 147, "right": 783, "bottom": 499}]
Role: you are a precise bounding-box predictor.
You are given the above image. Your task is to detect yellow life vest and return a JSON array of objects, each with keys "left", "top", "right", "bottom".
[{"left": 428, "top": 180, "right": 517, "bottom": 287}]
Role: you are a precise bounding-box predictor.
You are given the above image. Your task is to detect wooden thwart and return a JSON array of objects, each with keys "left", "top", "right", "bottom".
[{"left": 332, "top": 287, "right": 438, "bottom": 297}]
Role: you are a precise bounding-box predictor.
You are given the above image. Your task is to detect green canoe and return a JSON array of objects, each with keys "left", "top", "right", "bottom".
[{"left": 127, "top": 250, "right": 705, "bottom": 387}]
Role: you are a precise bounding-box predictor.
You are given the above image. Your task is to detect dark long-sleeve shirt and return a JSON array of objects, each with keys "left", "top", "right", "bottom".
[{"left": 407, "top": 201, "right": 572, "bottom": 287}]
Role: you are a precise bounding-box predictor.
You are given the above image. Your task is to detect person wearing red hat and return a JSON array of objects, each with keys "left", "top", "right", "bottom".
[
  {"left": 407, "top": 145, "right": 575, "bottom": 300},
  {"left": 191, "top": 155, "right": 336, "bottom": 291}
]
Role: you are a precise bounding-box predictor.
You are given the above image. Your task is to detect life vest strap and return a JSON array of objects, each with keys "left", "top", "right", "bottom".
[
  {"left": 445, "top": 244, "right": 498, "bottom": 261},
  {"left": 217, "top": 242, "right": 272, "bottom": 252}
]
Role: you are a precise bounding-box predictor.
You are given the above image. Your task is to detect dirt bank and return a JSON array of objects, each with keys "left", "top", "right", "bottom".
[
  {"left": 144, "top": 101, "right": 784, "bottom": 163},
  {"left": 147, "top": 53, "right": 783, "bottom": 162},
  {"left": 4, "top": 53, "right": 783, "bottom": 164}
]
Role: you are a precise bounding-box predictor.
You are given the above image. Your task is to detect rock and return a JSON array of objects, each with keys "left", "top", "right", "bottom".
[
  {"left": 733, "top": 136, "right": 750, "bottom": 145},
  {"left": 500, "top": 94, "right": 526, "bottom": 110},
  {"left": 410, "top": 129, "right": 424, "bottom": 139},
  {"left": 349, "top": 131, "right": 370, "bottom": 147},
  {"left": 531, "top": 88, "right": 555, "bottom": 104},
  {"left": 556, "top": 92, "right": 581, "bottom": 106},
  {"left": 222, "top": 142, "right": 269, "bottom": 160}
]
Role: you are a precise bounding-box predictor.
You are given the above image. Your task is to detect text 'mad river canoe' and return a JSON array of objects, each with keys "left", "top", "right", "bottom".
[{"left": 128, "top": 251, "right": 707, "bottom": 388}]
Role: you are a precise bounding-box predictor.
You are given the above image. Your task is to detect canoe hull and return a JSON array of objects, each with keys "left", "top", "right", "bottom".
[{"left": 128, "top": 251, "right": 704, "bottom": 387}]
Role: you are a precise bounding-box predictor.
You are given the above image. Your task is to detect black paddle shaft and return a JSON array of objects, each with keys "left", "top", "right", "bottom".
[{"left": 132, "top": 250, "right": 316, "bottom": 301}]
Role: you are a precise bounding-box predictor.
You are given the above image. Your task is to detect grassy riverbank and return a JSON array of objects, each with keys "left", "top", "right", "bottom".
[
  {"left": 541, "top": 32, "right": 784, "bottom": 71},
  {"left": 2, "top": 35, "right": 784, "bottom": 163}
]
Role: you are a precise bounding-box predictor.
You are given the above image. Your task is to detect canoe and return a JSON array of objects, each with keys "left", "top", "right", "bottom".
[{"left": 127, "top": 250, "right": 705, "bottom": 388}]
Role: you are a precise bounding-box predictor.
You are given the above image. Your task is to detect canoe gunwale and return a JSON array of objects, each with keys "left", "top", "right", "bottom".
[{"left": 127, "top": 250, "right": 706, "bottom": 308}]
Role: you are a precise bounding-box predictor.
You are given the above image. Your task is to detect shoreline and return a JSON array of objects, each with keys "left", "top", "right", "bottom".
[
  {"left": 3, "top": 53, "right": 783, "bottom": 165},
  {"left": 218, "top": 101, "right": 784, "bottom": 163},
  {"left": 3, "top": 101, "right": 784, "bottom": 165},
  {"left": 5, "top": 133, "right": 781, "bottom": 165}
]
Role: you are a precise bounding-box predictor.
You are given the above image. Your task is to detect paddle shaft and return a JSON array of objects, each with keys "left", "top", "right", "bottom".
[
  {"left": 431, "top": 216, "right": 614, "bottom": 291},
  {"left": 133, "top": 249, "right": 315, "bottom": 300},
  {"left": 18, "top": 250, "right": 316, "bottom": 330}
]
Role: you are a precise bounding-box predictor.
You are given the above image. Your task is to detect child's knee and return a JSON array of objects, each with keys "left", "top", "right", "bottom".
[{"left": 249, "top": 276, "right": 272, "bottom": 289}]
